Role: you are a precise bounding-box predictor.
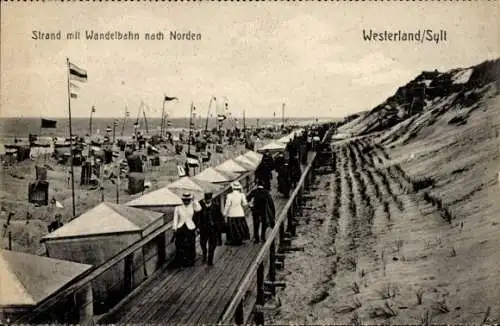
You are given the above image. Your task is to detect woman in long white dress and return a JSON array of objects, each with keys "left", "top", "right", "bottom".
[{"left": 223, "top": 181, "right": 250, "bottom": 245}]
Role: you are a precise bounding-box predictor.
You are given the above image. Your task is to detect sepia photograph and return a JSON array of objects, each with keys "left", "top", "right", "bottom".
[{"left": 0, "top": 2, "right": 499, "bottom": 325}]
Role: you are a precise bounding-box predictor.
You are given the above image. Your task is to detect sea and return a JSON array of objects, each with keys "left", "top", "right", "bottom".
[{"left": 0, "top": 117, "right": 331, "bottom": 143}]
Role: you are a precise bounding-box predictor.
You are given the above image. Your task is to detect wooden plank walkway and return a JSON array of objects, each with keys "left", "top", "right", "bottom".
[{"left": 101, "top": 160, "right": 306, "bottom": 324}]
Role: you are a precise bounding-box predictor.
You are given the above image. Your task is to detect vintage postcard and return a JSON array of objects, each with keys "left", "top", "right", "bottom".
[{"left": 1, "top": 2, "right": 499, "bottom": 325}]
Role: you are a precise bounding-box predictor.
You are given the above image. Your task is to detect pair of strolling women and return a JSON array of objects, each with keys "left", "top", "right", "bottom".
[{"left": 172, "top": 179, "right": 275, "bottom": 267}]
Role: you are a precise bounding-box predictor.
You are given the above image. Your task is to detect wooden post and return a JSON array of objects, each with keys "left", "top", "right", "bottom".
[
  {"left": 279, "top": 224, "right": 285, "bottom": 242},
  {"left": 8, "top": 231, "right": 12, "bottom": 250},
  {"left": 124, "top": 253, "right": 134, "bottom": 294},
  {"left": 156, "top": 233, "right": 166, "bottom": 267},
  {"left": 286, "top": 208, "right": 293, "bottom": 235},
  {"left": 78, "top": 283, "right": 94, "bottom": 323},
  {"left": 269, "top": 241, "right": 276, "bottom": 296},
  {"left": 235, "top": 300, "right": 244, "bottom": 325},
  {"left": 254, "top": 263, "right": 265, "bottom": 325}
]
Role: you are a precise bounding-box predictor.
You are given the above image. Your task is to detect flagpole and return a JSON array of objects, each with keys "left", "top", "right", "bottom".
[
  {"left": 66, "top": 58, "right": 76, "bottom": 219},
  {"left": 282, "top": 102, "right": 285, "bottom": 127},
  {"left": 161, "top": 97, "right": 166, "bottom": 138},
  {"left": 89, "top": 106, "right": 94, "bottom": 136},
  {"left": 112, "top": 120, "right": 116, "bottom": 144},
  {"left": 243, "top": 109, "right": 246, "bottom": 131},
  {"left": 121, "top": 106, "right": 127, "bottom": 137},
  {"left": 188, "top": 102, "right": 193, "bottom": 155}
]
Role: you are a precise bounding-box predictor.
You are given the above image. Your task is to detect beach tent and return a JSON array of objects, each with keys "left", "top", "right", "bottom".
[
  {"left": 233, "top": 155, "right": 258, "bottom": 169},
  {"left": 277, "top": 135, "right": 292, "bottom": 144},
  {"left": 167, "top": 176, "right": 221, "bottom": 201},
  {"left": 257, "top": 141, "right": 286, "bottom": 153},
  {"left": 193, "top": 167, "right": 238, "bottom": 184},
  {"left": 42, "top": 202, "right": 165, "bottom": 245},
  {"left": 243, "top": 151, "right": 263, "bottom": 164},
  {"left": 41, "top": 202, "right": 166, "bottom": 315},
  {"left": 215, "top": 159, "right": 249, "bottom": 174},
  {"left": 126, "top": 186, "right": 183, "bottom": 209},
  {"left": 0, "top": 249, "right": 92, "bottom": 323}
]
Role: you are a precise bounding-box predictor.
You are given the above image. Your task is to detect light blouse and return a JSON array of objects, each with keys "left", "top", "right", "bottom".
[
  {"left": 223, "top": 190, "right": 248, "bottom": 218},
  {"left": 173, "top": 201, "right": 202, "bottom": 230}
]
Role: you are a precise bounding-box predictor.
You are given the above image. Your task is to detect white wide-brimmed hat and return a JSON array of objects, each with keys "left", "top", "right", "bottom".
[
  {"left": 181, "top": 192, "right": 193, "bottom": 201},
  {"left": 231, "top": 181, "right": 242, "bottom": 190}
]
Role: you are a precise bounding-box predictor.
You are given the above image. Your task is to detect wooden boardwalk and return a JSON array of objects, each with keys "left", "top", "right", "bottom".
[{"left": 101, "top": 168, "right": 299, "bottom": 324}]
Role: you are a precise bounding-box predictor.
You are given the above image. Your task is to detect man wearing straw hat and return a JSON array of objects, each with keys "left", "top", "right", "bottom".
[{"left": 173, "top": 192, "right": 201, "bottom": 267}]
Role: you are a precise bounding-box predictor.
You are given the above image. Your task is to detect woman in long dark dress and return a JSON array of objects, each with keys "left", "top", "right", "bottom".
[
  {"left": 173, "top": 192, "right": 201, "bottom": 267},
  {"left": 223, "top": 181, "right": 250, "bottom": 245}
]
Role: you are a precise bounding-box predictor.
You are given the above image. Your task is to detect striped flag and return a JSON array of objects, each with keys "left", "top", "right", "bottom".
[
  {"left": 69, "top": 62, "right": 88, "bottom": 82},
  {"left": 69, "top": 61, "right": 87, "bottom": 99},
  {"left": 91, "top": 106, "right": 96, "bottom": 113},
  {"left": 114, "top": 120, "right": 119, "bottom": 126}
]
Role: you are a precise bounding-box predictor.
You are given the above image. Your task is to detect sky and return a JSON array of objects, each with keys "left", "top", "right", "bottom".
[{"left": 1, "top": 2, "right": 499, "bottom": 119}]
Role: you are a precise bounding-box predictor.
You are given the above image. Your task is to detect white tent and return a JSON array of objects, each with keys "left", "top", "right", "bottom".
[
  {"left": 193, "top": 167, "right": 238, "bottom": 184},
  {"left": 166, "top": 176, "right": 222, "bottom": 201},
  {"left": 126, "top": 187, "right": 183, "bottom": 208},
  {"left": 243, "top": 151, "right": 263, "bottom": 164},
  {"left": 233, "top": 155, "right": 258, "bottom": 169},
  {"left": 216, "top": 159, "right": 249, "bottom": 174},
  {"left": 43, "top": 202, "right": 165, "bottom": 240},
  {"left": 277, "top": 136, "right": 291, "bottom": 144},
  {"left": 257, "top": 141, "right": 286, "bottom": 153},
  {"left": 0, "top": 249, "right": 92, "bottom": 307}
]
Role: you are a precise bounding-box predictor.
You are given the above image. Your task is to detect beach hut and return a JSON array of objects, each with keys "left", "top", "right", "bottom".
[
  {"left": 167, "top": 176, "right": 223, "bottom": 200},
  {"left": 233, "top": 154, "right": 258, "bottom": 169},
  {"left": 126, "top": 186, "right": 183, "bottom": 214},
  {"left": 0, "top": 249, "right": 92, "bottom": 324},
  {"left": 277, "top": 135, "right": 292, "bottom": 144},
  {"left": 257, "top": 141, "right": 286, "bottom": 153},
  {"left": 41, "top": 202, "right": 166, "bottom": 314},
  {"left": 193, "top": 167, "right": 238, "bottom": 185},
  {"left": 243, "top": 150, "right": 263, "bottom": 165},
  {"left": 216, "top": 159, "right": 249, "bottom": 174},
  {"left": 215, "top": 159, "right": 255, "bottom": 191}
]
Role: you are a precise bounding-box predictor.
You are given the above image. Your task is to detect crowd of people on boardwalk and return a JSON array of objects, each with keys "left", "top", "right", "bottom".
[{"left": 171, "top": 124, "right": 330, "bottom": 268}]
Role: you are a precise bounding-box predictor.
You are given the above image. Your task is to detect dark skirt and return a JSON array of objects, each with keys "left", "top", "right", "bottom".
[
  {"left": 174, "top": 225, "right": 196, "bottom": 267},
  {"left": 226, "top": 216, "right": 250, "bottom": 245}
]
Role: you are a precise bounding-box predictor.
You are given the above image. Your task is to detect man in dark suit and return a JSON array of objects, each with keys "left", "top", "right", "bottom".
[
  {"left": 194, "top": 192, "right": 225, "bottom": 265},
  {"left": 247, "top": 179, "right": 276, "bottom": 243},
  {"left": 255, "top": 151, "right": 274, "bottom": 191}
]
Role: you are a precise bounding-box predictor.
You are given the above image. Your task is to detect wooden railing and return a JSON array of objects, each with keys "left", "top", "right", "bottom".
[
  {"left": 10, "top": 126, "right": 332, "bottom": 325},
  {"left": 12, "top": 169, "right": 256, "bottom": 324},
  {"left": 220, "top": 128, "right": 333, "bottom": 325}
]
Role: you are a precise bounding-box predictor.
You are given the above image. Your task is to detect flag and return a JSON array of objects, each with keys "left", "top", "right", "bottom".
[
  {"left": 217, "top": 114, "right": 226, "bottom": 122},
  {"left": 91, "top": 106, "right": 96, "bottom": 113},
  {"left": 164, "top": 95, "right": 178, "bottom": 102},
  {"left": 125, "top": 111, "right": 130, "bottom": 117},
  {"left": 114, "top": 120, "right": 119, "bottom": 126},
  {"left": 70, "top": 83, "right": 79, "bottom": 99},
  {"left": 69, "top": 62, "right": 88, "bottom": 83},
  {"left": 41, "top": 118, "right": 57, "bottom": 128}
]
